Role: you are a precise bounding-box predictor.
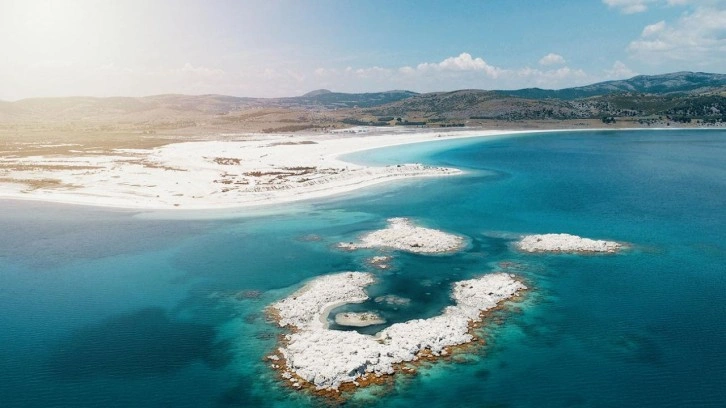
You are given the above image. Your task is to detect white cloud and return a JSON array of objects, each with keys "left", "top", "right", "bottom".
[
  {"left": 516, "top": 66, "right": 588, "bottom": 87},
  {"left": 602, "top": 0, "right": 656, "bottom": 14},
  {"left": 311, "top": 52, "right": 593, "bottom": 92},
  {"left": 627, "top": 4, "right": 726, "bottom": 66},
  {"left": 538, "top": 53, "right": 566, "bottom": 66},
  {"left": 602, "top": 0, "right": 716, "bottom": 13},
  {"left": 641, "top": 20, "right": 666, "bottom": 36},
  {"left": 604, "top": 61, "right": 638, "bottom": 79},
  {"left": 413, "top": 52, "right": 504, "bottom": 77},
  {"left": 398, "top": 66, "right": 416, "bottom": 75},
  {"left": 0, "top": 51, "right": 636, "bottom": 99},
  {"left": 353, "top": 66, "right": 392, "bottom": 78}
]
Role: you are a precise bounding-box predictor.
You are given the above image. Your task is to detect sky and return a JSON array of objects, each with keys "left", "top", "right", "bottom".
[{"left": 1, "top": 0, "right": 725, "bottom": 100}]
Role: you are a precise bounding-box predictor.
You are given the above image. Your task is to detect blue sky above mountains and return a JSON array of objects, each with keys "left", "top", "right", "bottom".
[{"left": 1, "top": 0, "right": 724, "bottom": 100}]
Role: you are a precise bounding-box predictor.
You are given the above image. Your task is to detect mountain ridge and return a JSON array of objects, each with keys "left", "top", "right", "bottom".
[{"left": 1, "top": 72, "right": 724, "bottom": 126}]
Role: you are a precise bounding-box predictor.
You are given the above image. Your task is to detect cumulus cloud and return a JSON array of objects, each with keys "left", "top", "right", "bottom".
[
  {"left": 412, "top": 52, "right": 504, "bottom": 77},
  {"left": 353, "top": 66, "right": 393, "bottom": 78},
  {"left": 538, "top": 53, "right": 566, "bottom": 66},
  {"left": 602, "top": 0, "right": 656, "bottom": 13},
  {"left": 604, "top": 61, "right": 638, "bottom": 79},
  {"left": 311, "top": 52, "right": 593, "bottom": 92},
  {"left": 641, "top": 20, "right": 666, "bottom": 37},
  {"left": 516, "top": 66, "right": 588, "bottom": 87},
  {"left": 627, "top": 4, "right": 726, "bottom": 66},
  {"left": 601, "top": 0, "right": 714, "bottom": 13}
]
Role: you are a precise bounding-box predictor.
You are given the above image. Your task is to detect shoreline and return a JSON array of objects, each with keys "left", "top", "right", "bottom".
[{"left": 0, "top": 126, "right": 718, "bottom": 212}]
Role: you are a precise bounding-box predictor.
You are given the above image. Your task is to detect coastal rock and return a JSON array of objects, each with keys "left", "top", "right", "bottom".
[
  {"left": 335, "top": 312, "right": 386, "bottom": 327},
  {"left": 516, "top": 233, "right": 623, "bottom": 253},
  {"left": 338, "top": 218, "right": 465, "bottom": 254},
  {"left": 268, "top": 271, "right": 525, "bottom": 391},
  {"left": 366, "top": 255, "right": 392, "bottom": 269},
  {"left": 272, "top": 272, "right": 375, "bottom": 330}
]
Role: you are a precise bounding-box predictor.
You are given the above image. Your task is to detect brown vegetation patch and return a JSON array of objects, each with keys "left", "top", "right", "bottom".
[
  {"left": 245, "top": 170, "right": 289, "bottom": 177},
  {"left": 282, "top": 166, "right": 317, "bottom": 174},
  {"left": 0, "top": 164, "right": 101, "bottom": 171},
  {"left": 0, "top": 177, "right": 75, "bottom": 190},
  {"left": 261, "top": 125, "right": 319, "bottom": 133},
  {"left": 269, "top": 140, "right": 318, "bottom": 146},
  {"left": 117, "top": 159, "right": 188, "bottom": 171},
  {"left": 212, "top": 157, "right": 241, "bottom": 165}
]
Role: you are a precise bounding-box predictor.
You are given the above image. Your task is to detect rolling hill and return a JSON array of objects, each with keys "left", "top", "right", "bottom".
[{"left": 1, "top": 72, "right": 724, "bottom": 127}]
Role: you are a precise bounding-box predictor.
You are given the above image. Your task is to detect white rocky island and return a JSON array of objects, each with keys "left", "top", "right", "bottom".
[
  {"left": 338, "top": 217, "right": 465, "bottom": 254},
  {"left": 267, "top": 271, "right": 526, "bottom": 394},
  {"left": 516, "top": 233, "right": 623, "bottom": 253}
]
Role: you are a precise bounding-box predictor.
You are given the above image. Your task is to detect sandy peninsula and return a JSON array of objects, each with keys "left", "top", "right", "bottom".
[
  {"left": 0, "top": 128, "right": 524, "bottom": 210},
  {"left": 268, "top": 271, "right": 526, "bottom": 392}
]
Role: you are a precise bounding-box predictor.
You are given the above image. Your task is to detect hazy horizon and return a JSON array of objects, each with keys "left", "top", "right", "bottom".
[{"left": 2, "top": 0, "right": 725, "bottom": 101}]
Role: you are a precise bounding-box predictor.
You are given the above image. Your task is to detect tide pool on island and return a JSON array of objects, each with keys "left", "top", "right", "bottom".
[{"left": 1, "top": 129, "right": 725, "bottom": 407}]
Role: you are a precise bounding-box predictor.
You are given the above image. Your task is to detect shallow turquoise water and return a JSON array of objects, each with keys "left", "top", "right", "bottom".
[{"left": 1, "top": 130, "right": 724, "bottom": 407}]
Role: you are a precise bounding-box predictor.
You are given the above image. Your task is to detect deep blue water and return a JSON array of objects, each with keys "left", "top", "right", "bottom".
[{"left": 1, "top": 130, "right": 724, "bottom": 407}]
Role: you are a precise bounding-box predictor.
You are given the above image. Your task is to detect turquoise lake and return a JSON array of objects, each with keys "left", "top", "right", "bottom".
[{"left": 1, "top": 129, "right": 724, "bottom": 407}]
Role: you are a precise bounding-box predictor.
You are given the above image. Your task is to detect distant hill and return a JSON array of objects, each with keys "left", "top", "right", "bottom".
[
  {"left": 364, "top": 72, "right": 726, "bottom": 123},
  {"left": 0, "top": 90, "right": 418, "bottom": 121},
  {"left": 301, "top": 89, "right": 332, "bottom": 97},
  {"left": 365, "top": 89, "right": 588, "bottom": 121},
  {"left": 0, "top": 94, "right": 259, "bottom": 123},
  {"left": 498, "top": 72, "right": 726, "bottom": 100},
  {"left": 1, "top": 72, "right": 724, "bottom": 126}
]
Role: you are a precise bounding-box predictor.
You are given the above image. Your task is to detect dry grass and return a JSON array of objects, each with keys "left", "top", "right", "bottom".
[
  {"left": 0, "top": 177, "right": 74, "bottom": 190},
  {"left": 269, "top": 140, "right": 318, "bottom": 146},
  {"left": 115, "top": 159, "right": 187, "bottom": 171},
  {"left": 261, "top": 124, "right": 320, "bottom": 133},
  {"left": 0, "top": 163, "right": 101, "bottom": 171}
]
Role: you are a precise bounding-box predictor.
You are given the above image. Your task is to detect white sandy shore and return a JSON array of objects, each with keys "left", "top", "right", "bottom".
[
  {"left": 269, "top": 271, "right": 525, "bottom": 391},
  {"left": 516, "top": 233, "right": 624, "bottom": 253},
  {"left": 0, "top": 128, "right": 525, "bottom": 210}
]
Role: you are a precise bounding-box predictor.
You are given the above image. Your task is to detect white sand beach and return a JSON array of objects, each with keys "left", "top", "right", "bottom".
[{"left": 0, "top": 128, "right": 524, "bottom": 210}]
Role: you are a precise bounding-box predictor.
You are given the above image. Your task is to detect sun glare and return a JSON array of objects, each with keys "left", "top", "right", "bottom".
[{"left": 7, "top": 0, "right": 116, "bottom": 66}]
